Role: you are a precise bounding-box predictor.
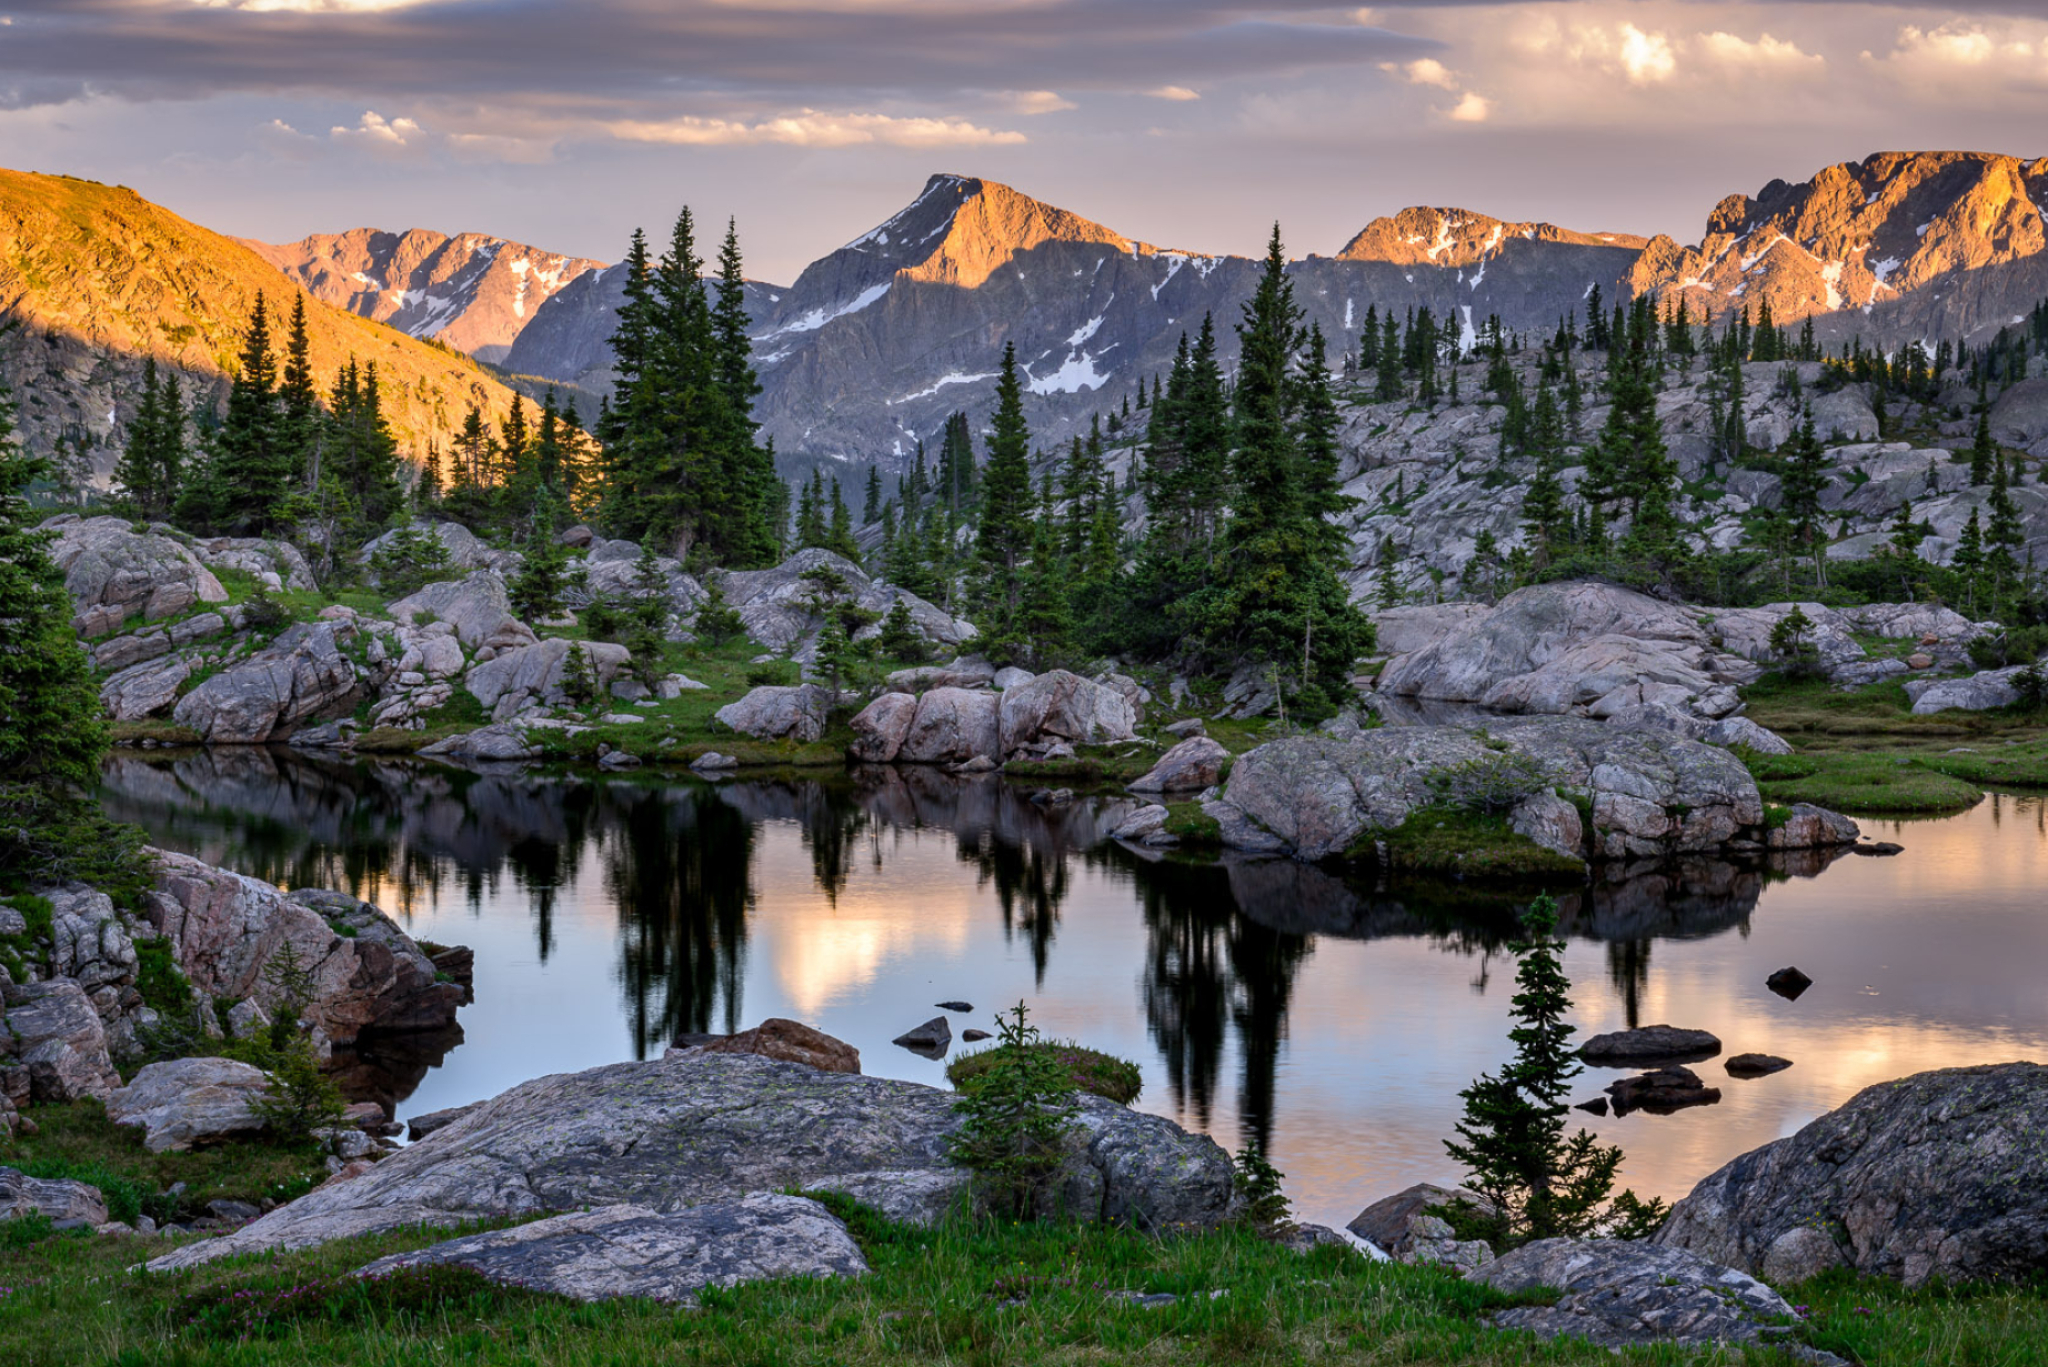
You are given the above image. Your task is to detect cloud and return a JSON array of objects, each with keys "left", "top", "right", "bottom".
[
  {"left": 194, "top": 0, "right": 428, "bottom": 10},
  {"left": 1391, "top": 57, "right": 1459, "bottom": 90},
  {"left": 1147, "top": 85, "right": 1201, "bottom": 101},
  {"left": 606, "top": 110, "right": 1027, "bottom": 149},
  {"left": 1447, "top": 90, "right": 1491, "bottom": 122},
  {"left": 329, "top": 108, "right": 423, "bottom": 152},
  {"left": 1698, "top": 31, "right": 1824, "bottom": 75},
  {"left": 1616, "top": 24, "right": 1677, "bottom": 84},
  {"left": 1866, "top": 21, "right": 2048, "bottom": 92},
  {"left": 998, "top": 90, "right": 1077, "bottom": 115}
]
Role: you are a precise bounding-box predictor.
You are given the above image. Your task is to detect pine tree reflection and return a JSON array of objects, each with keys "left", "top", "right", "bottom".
[{"left": 604, "top": 786, "right": 754, "bottom": 1054}]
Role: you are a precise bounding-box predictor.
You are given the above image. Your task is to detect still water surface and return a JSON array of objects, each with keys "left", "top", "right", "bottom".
[{"left": 101, "top": 750, "right": 2048, "bottom": 1230}]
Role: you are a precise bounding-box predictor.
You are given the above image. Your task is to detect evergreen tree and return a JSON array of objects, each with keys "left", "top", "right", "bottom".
[
  {"left": 862, "top": 465, "right": 883, "bottom": 525},
  {"left": 974, "top": 343, "right": 1036, "bottom": 658},
  {"left": 277, "top": 293, "right": 320, "bottom": 484},
  {"left": 1374, "top": 309, "right": 1404, "bottom": 402},
  {"left": 1445, "top": 895, "right": 1661, "bottom": 1245},
  {"left": 0, "top": 375, "right": 107, "bottom": 794},
  {"left": 113, "top": 358, "right": 187, "bottom": 521},
  {"left": 1586, "top": 299, "right": 1680, "bottom": 570},
  {"left": 1986, "top": 454, "right": 2026, "bottom": 604},
  {"left": 1197, "top": 226, "right": 1372, "bottom": 714},
  {"left": 1970, "top": 408, "right": 1996, "bottom": 485},
  {"left": 179, "top": 294, "right": 286, "bottom": 534},
  {"left": 1953, "top": 508, "right": 1986, "bottom": 614},
  {"left": 826, "top": 478, "right": 861, "bottom": 561},
  {"left": 1520, "top": 444, "right": 1566, "bottom": 569},
  {"left": 1779, "top": 406, "right": 1828, "bottom": 588}
]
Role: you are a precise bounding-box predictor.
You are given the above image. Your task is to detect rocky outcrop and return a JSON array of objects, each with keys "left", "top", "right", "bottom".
[
  {"left": 1205, "top": 715, "right": 1853, "bottom": 863},
  {"left": 1656, "top": 1062, "right": 2048, "bottom": 1287},
  {"left": 1472, "top": 1239, "right": 1812, "bottom": 1353},
  {"left": 717, "top": 549, "right": 974, "bottom": 660},
  {"left": 145, "top": 849, "right": 461, "bottom": 1045},
  {"left": 465, "top": 637, "right": 631, "bottom": 722},
  {"left": 192, "top": 536, "right": 317, "bottom": 592},
  {"left": 1346, "top": 1183, "right": 1494, "bottom": 1268},
  {"left": 849, "top": 670, "right": 1136, "bottom": 767},
  {"left": 356, "top": 1195, "right": 869, "bottom": 1305},
  {"left": 2, "top": 1166, "right": 110, "bottom": 1227},
  {"left": 417, "top": 721, "right": 541, "bottom": 763},
  {"left": 43, "top": 515, "right": 229, "bottom": 638},
  {"left": 1375, "top": 582, "right": 1754, "bottom": 721},
  {"left": 715, "top": 684, "right": 834, "bottom": 743},
  {"left": 850, "top": 687, "right": 999, "bottom": 764},
  {"left": 98, "top": 655, "right": 198, "bottom": 723},
  {"left": 359, "top": 521, "right": 522, "bottom": 581},
  {"left": 171, "top": 621, "right": 368, "bottom": 743},
  {"left": 1128, "top": 737, "right": 1229, "bottom": 794},
  {"left": 1907, "top": 663, "right": 2036, "bottom": 715},
  {"left": 106, "top": 1056, "right": 271, "bottom": 1153},
  {"left": 999, "top": 670, "right": 1140, "bottom": 754},
  {"left": 146, "top": 1050, "right": 1239, "bottom": 1270},
  {"left": 389, "top": 572, "right": 536, "bottom": 652},
  {"left": 0, "top": 979, "right": 122, "bottom": 1102}
]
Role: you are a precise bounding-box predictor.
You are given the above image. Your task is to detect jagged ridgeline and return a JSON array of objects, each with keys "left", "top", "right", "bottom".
[
  {"left": 491, "top": 153, "right": 2048, "bottom": 471},
  {"left": 0, "top": 169, "right": 531, "bottom": 492}
]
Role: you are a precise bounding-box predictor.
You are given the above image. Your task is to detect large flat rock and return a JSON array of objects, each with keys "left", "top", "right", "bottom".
[
  {"left": 147, "top": 1051, "right": 1238, "bottom": 1270},
  {"left": 355, "top": 1195, "right": 868, "bottom": 1304}
]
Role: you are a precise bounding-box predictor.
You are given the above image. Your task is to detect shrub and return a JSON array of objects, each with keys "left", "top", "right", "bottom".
[
  {"left": 877, "top": 597, "right": 927, "bottom": 662},
  {"left": 946, "top": 1002, "right": 1081, "bottom": 1219},
  {"left": 579, "top": 593, "right": 626, "bottom": 642},
  {"left": 691, "top": 578, "right": 745, "bottom": 646},
  {"left": 949, "top": 1041, "right": 1141, "bottom": 1104},
  {"left": 132, "top": 935, "right": 193, "bottom": 1014},
  {"left": 0, "top": 787, "right": 154, "bottom": 910},
  {"left": 245, "top": 1032, "right": 348, "bottom": 1148},
  {"left": 240, "top": 586, "right": 288, "bottom": 631},
  {"left": 366, "top": 523, "right": 451, "bottom": 598},
  {"left": 1232, "top": 1143, "right": 1292, "bottom": 1234},
  {"left": 745, "top": 660, "right": 800, "bottom": 688},
  {"left": 1426, "top": 750, "right": 1554, "bottom": 814}
]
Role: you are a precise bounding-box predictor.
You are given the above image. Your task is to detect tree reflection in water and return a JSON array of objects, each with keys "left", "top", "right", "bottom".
[{"left": 100, "top": 751, "right": 1850, "bottom": 1140}]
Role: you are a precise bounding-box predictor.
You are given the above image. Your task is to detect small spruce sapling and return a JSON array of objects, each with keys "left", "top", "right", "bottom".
[
  {"left": 876, "top": 597, "right": 927, "bottom": 662},
  {"left": 1232, "top": 1143, "right": 1293, "bottom": 1236},
  {"left": 946, "top": 1001, "right": 1081, "bottom": 1219}
]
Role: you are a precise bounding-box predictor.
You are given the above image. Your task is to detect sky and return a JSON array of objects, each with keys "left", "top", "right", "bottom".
[{"left": 2, "top": 1, "right": 2046, "bottom": 284}]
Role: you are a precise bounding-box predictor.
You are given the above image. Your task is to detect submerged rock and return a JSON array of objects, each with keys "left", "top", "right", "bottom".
[
  {"left": 1767, "top": 967, "right": 1814, "bottom": 1000},
  {"left": 1725, "top": 1054, "right": 1793, "bottom": 1078},
  {"left": 356, "top": 1195, "right": 868, "bottom": 1305},
  {"left": 145, "top": 1051, "right": 1240, "bottom": 1270},
  {"left": 1580, "top": 1025, "right": 1722, "bottom": 1065},
  {"left": 1656, "top": 1062, "right": 2048, "bottom": 1286},
  {"left": 1607, "top": 1066, "right": 1723, "bottom": 1116}
]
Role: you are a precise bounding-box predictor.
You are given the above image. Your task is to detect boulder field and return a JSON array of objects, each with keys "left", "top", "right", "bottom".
[
  {"left": 145, "top": 1049, "right": 1240, "bottom": 1271},
  {"left": 836, "top": 668, "right": 1142, "bottom": 763}
]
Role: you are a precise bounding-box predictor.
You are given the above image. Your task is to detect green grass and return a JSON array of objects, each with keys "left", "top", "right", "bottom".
[
  {"left": 1744, "top": 751, "right": 1989, "bottom": 816},
  {"left": 1162, "top": 801, "right": 1224, "bottom": 846},
  {"left": 1364, "top": 806, "right": 1587, "bottom": 879},
  {"left": 0, "top": 1184, "right": 1914, "bottom": 1367},
  {"left": 1005, "top": 747, "right": 1159, "bottom": 784},
  {"left": 0, "top": 1101, "right": 327, "bottom": 1227},
  {"left": 947, "top": 1042, "right": 1144, "bottom": 1104},
  {"left": 1742, "top": 673, "right": 2048, "bottom": 757}
]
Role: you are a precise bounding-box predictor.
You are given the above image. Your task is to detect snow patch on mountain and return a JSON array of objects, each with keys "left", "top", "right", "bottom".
[{"left": 769, "top": 281, "right": 892, "bottom": 337}]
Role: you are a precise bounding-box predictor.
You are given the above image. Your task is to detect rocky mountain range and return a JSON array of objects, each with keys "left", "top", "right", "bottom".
[
  {"left": 246, "top": 228, "right": 604, "bottom": 365},
  {"left": 7, "top": 151, "right": 2048, "bottom": 497},
  {"left": 489, "top": 153, "right": 2048, "bottom": 471},
  {"left": 0, "top": 170, "right": 530, "bottom": 493}
]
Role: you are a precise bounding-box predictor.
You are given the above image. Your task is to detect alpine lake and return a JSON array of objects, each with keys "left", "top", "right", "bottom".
[{"left": 100, "top": 746, "right": 2048, "bottom": 1232}]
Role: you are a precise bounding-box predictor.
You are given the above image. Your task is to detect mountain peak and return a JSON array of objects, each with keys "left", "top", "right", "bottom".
[
  {"left": 835, "top": 173, "right": 1163, "bottom": 290},
  {"left": 1336, "top": 206, "right": 1645, "bottom": 268}
]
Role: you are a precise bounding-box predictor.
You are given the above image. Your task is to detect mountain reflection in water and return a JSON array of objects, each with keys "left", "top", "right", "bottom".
[{"left": 101, "top": 748, "right": 2048, "bottom": 1229}]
